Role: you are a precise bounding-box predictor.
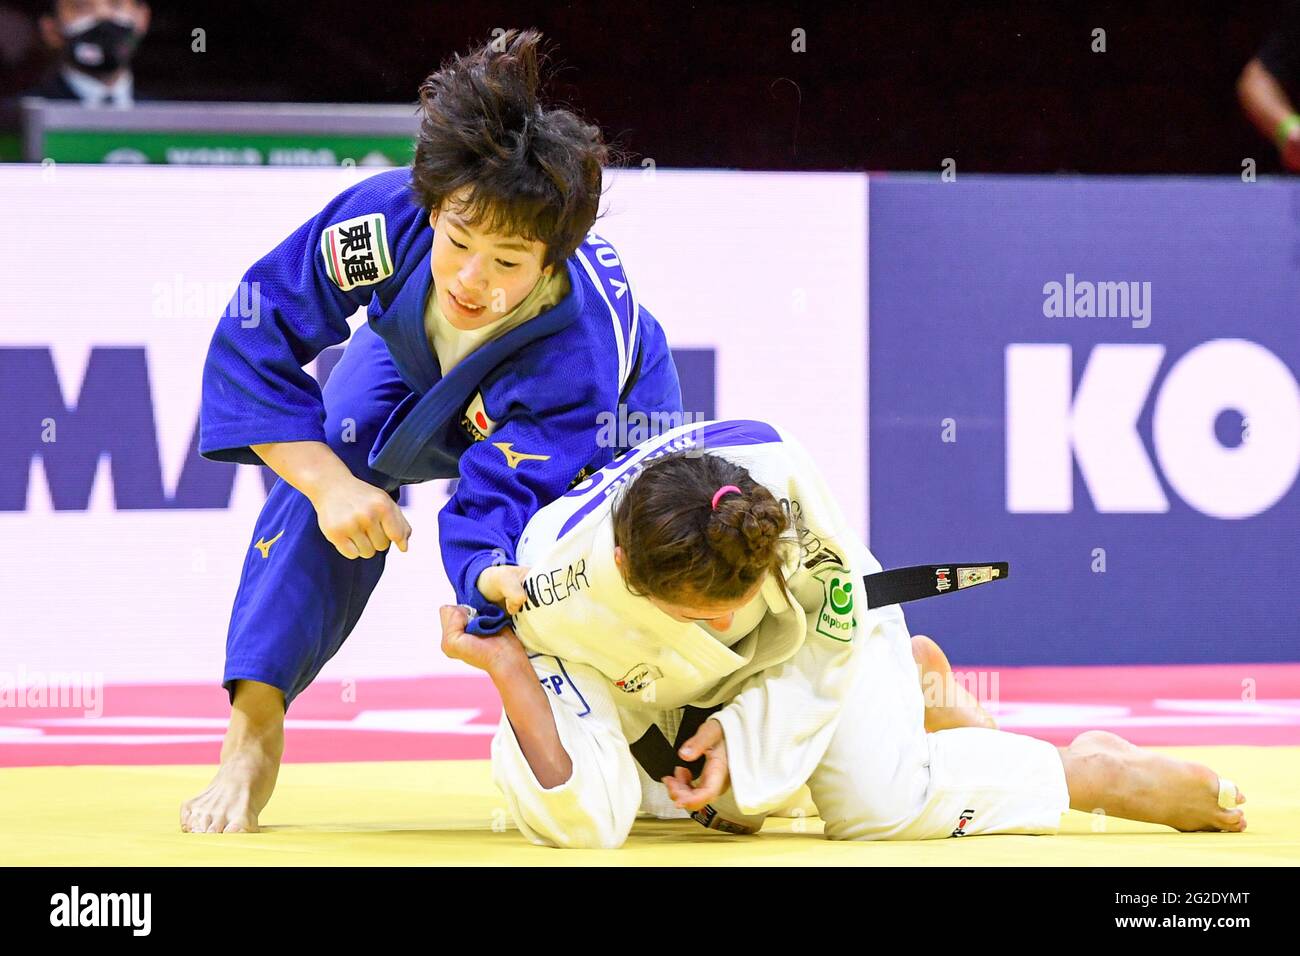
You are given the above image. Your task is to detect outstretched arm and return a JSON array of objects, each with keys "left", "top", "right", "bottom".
[
  {"left": 438, "top": 605, "right": 571, "bottom": 787},
  {"left": 438, "top": 605, "right": 641, "bottom": 848}
]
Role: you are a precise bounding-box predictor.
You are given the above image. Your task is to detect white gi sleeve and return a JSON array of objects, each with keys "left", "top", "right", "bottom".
[{"left": 490, "top": 654, "right": 642, "bottom": 849}]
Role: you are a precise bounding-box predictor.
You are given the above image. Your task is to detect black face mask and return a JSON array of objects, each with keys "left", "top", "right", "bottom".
[{"left": 63, "top": 17, "right": 140, "bottom": 75}]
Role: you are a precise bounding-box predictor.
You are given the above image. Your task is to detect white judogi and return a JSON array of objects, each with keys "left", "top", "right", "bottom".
[{"left": 490, "top": 419, "right": 1069, "bottom": 849}]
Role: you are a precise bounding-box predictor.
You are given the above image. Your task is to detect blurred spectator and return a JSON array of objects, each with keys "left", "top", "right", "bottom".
[
  {"left": 25, "top": 0, "right": 150, "bottom": 107},
  {"left": 0, "top": 5, "right": 38, "bottom": 76},
  {"left": 1238, "top": 2, "right": 1300, "bottom": 172}
]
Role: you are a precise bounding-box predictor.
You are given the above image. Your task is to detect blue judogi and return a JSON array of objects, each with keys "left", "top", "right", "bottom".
[{"left": 200, "top": 168, "right": 681, "bottom": 708}]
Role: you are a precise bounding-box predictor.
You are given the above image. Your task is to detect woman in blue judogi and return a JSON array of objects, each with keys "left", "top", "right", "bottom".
[{"left": 181, "top": 30, "right": 682, "bottom": 833}]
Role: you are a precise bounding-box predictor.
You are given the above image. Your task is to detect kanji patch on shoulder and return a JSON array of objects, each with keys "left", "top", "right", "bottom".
[{"left": 320, "top": 213, "right": 393, "bottom": 291}]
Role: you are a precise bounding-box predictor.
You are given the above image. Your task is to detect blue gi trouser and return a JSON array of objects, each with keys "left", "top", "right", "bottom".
[
  {"left": 221, "top": 322, "right": 411, "bottom": 709},
  {"left": 221, "top": 321, "right": 683, "bottom": 711}
]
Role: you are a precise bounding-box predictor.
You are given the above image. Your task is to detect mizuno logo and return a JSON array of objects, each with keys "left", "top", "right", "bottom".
[
  {"left": 253, "top": 530, "right": 285, "bottom": 558},
  {"left": 494, "top": 443, "right": 552, "bottom": 469}
]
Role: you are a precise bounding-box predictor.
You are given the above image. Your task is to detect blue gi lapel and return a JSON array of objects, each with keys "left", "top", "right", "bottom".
[
  {"left": 368, "top": 254, "right": 588, "bottom": 480},
  {"left": 367, "top": 248, "right": 441, "bottom": 394}
]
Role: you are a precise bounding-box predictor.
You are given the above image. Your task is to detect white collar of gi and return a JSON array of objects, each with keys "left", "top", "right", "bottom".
[{"left": 588, "top": 515, "right": 752, "bottom": 674}]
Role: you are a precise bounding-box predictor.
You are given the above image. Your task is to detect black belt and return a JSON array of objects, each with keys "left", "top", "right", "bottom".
[
  {"left": 629, "top": 704, "right": 757, "bottom": 833},
  {"left": 629, "top": 561, "right": 1010, "bottom": 831}
]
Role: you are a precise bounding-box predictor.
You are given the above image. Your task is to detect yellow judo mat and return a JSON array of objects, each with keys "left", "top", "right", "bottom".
[{"left": 4, "top": 747, "right": 1297, "bottom": 866}]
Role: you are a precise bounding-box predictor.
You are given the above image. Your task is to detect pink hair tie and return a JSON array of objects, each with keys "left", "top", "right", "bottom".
[{"left": 711, "top": 485, "right": 742, "bottom": 510}]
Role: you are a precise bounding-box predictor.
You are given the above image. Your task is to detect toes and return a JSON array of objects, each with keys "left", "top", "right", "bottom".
[
  {"left": 1215, "top": 777, "right": 1241, "bottom": 810},
  {"left": 1215, "top": 809, "right": 1246, "bottom": 832}
]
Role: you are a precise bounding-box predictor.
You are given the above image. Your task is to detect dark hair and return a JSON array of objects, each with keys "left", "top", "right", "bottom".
[
  {"left": 410, "top": 29, "right": 609, "bottom": 271},
  {"left": 612, "top": 451, "right": 796, "bottom": 606}
]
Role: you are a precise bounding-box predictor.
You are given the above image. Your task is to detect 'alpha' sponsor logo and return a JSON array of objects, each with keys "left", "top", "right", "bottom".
[{"left": 814, "top": 568, "right": 855, "bottom": 642}]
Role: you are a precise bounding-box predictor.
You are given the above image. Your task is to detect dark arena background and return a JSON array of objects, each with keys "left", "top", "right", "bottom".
[{"left": 0, "top": 0, "right": 1295, "bottom": 921}]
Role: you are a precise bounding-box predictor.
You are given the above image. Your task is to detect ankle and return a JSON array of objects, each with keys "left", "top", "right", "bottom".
[{"left": 221, "top": 721, "right": 284, "bottom": 760}]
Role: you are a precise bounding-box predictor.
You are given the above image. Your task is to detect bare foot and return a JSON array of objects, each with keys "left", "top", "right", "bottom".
[
  {"left": 1063, "top": 730, "right": 1247, "bottom": 833},
  {"left": 912, "top": 634, "right": 998, "bottom": 731},
  {"left": 180, "top": 739, "right": 282, "bottom": 833},
  {"left": 1134, "top": 761, "right": 1247, "bottom": 833},
  {"left": 181, "top": 679, "right": 285, "bottom": 833},
  {"left": 1171, "top": 767, "right": 1247, "bottom": 833}
]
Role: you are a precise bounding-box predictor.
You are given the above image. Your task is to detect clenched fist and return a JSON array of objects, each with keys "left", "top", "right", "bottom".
[
  {"left": 439, "top": 605, "right": 528, "bottom": 676},
  {"left": 310, "top": 475, "right": 411, "bottom": 560}
]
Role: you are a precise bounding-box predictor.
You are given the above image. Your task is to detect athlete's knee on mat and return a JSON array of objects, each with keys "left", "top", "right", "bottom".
[
  {"left": 820, "top": 806, "right": 916, "bottom": 841},
  {"left": 814, "top": 783, "right": 920, "bottom": 841},
  {"left": 526, "top": 805, "right": 636, "bottom": 850},
  {"left": 557, "top": 819, "right": 634, "bottom": 850}
]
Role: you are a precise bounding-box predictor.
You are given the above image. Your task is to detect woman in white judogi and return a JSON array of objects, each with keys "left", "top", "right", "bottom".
[{"left": 440, "top": 419, "right": 1247, "bottom": 849}]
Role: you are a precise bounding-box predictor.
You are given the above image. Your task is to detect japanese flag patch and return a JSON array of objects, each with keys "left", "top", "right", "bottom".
[
  {"left": 320, "top": 213, "right": 393, "bottom": 291},
  {"left": 460, "top": 391, "right": 499, "bottom": 442}
]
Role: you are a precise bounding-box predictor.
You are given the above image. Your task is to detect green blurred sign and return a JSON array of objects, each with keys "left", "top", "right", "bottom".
[
  {"left": 42, "top": 130, "right": 412, "bottom": 165},
  {"left": 22, "top": 100, "right": 419, "bottom": 166},
  {"left": 0, "top": 132, "right": 21, "bottom": 163}
]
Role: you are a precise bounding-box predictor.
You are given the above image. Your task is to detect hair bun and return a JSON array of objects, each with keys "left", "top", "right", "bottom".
[
  {"left": 707, "top": 494, "right": 785, "bottom": 575},
  {"left": 612, "top": 450, "right": 794, "bottom": 606},
  {"left": 740, "top": 509, "right": 780, "bottom": 551}
]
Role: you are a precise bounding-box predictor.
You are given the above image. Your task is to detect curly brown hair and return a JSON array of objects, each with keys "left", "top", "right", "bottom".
[
  {"left": 612, "top": 450, "right": 796, "bottom": 606},
  {"left": 410, "top": 29, "right": 610, "bottom": 271}
]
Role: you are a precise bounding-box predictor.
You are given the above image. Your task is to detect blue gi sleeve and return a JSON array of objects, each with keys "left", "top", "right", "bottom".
[
  {"left": 440, "top": 361, "right": 612, "bottom": 636},
  {"left": 200, "top": 168, "right": 429, "bottom": 466}
]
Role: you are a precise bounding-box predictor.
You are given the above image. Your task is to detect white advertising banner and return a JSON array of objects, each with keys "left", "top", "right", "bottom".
[{"left": 1, "top": 164, "right": 867, "bottom": 682}]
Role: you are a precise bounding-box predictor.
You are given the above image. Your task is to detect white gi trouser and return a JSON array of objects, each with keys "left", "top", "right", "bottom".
[{"left": 807, "top": 619, "right": 1070, "bottom": 841}]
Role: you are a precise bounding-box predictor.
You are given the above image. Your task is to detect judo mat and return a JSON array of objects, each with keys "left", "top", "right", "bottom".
[{"left": 2, "top": 664, "right": 1298, "bottom": 866}]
